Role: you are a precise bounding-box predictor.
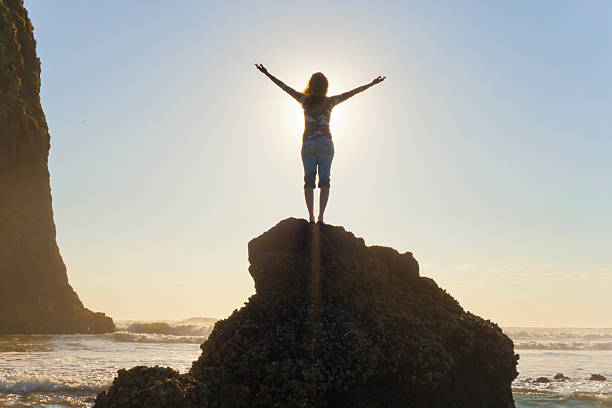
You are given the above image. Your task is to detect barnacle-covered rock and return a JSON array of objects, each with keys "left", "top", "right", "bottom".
[
  {"left": 94, "top": 366, "right": 198, "bottom": 408},
  {"left": 96, "top": 218, "right": 518, "bottom": 407}
]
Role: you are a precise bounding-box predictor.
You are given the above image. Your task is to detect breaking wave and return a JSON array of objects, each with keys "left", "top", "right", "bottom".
[
  {"left": 0, "top": 375, "right": 109, "bottom": 394},
  {"left": 125, "top": 322, "right": 212, "bottom": 337},
  {"left": 505, "top": 328, "right": 612, "bottom": 351},
  {"left": 513, "top": 388, "right": 612, "bottom": 407},
  {"left": 110, "top": 319, "right": 216, "bottom": 343},
  {"left": 514, "top": 341, "right": 612, "bottom": 351},
  {"left": 112, "top": 332, "right": 206, "bottom": 344}
]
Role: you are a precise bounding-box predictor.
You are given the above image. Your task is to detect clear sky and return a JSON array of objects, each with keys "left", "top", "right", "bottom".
[{"left": 25, "top": 1, "right": 611, "bottom": 326}]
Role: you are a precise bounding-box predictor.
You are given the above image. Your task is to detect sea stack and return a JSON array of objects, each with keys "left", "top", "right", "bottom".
[
  {"left": 95, "top": 219, "right": 518, "bottom": 407},
  {"left": 0, "top": 0, "right": 114, "bottom": 334}
]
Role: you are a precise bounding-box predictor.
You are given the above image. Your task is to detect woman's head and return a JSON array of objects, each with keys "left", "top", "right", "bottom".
[
  {"left": 304, "top": 72, "right": 328, "bottom": 97},
  {"left": 303, "top": 72, "right": 328, "bottom": 108}
]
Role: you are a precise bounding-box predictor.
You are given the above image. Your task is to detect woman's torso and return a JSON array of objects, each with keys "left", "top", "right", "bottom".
[{"left": 301, "top": 97, "right": 334, "bottom": 141}]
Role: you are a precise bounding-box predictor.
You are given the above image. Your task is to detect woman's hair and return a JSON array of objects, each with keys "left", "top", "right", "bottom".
[{"left": 303, "top": 72, "right": 328, "bottom": 108}]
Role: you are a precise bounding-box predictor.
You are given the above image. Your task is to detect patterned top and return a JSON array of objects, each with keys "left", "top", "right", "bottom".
[{"left": 267, "top": 75, "right": 373, "bottom": 140}]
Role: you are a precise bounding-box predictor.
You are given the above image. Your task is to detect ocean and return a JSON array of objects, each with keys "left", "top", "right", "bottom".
[
  {"left": 506, "top": 327, "right": 612, "bottom": 407},
  {"left": 0, "top": 324, "right": 610, "bottom": 407}
]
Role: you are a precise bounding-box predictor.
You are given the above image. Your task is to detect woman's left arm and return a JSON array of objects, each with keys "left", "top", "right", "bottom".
[{"left": 330, "top": 76, "right": 386, "bottom": 105}]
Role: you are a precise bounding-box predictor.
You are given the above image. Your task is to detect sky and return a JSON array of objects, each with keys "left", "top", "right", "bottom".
[{"left": 24, "top": 0, "right": 611, "bottom": 326}]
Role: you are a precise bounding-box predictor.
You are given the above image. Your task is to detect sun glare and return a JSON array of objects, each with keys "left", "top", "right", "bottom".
[
  {"left": 290, "top": 106, "right": 304, "bottom": 134},
  {"left": 329, "top": 103, "right": 347, "bottom": 137},
  {"left": 273, "top": 65, "right": 359, "bottom": 141}
]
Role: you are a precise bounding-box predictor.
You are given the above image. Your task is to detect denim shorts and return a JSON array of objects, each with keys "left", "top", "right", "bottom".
[{"left": 301, "top": 137, "right": 335, "bottom": 188}]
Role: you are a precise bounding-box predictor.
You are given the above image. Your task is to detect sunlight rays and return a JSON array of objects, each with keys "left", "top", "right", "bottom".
[{"left": 307, "top": 224, "right": 322, "bottom": 353}]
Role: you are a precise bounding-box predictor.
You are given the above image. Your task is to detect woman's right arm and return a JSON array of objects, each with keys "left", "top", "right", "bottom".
[{"left": 255, "top": 64, "right": 304, "bottom": 103}]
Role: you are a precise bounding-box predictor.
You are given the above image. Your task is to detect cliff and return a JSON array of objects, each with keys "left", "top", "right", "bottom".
[
  {"left": 0, "top": 0, "right": 114, "bottom": 334},
  {"left": 95, "top": 219, "right": 518, "bottom": 407}
]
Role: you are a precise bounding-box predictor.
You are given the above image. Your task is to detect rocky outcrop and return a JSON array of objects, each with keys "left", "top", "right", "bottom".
[
  {"left": 0, "top": 0, "right": 114, "bottom": 334},
  {"left": 95, "top": 218, "right": 518, "bottom": 407}
]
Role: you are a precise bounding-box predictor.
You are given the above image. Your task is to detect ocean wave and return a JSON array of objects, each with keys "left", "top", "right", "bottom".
[
  {"left": 0, "top": 343, "right": 52, "bottom": 353},
  {"left": 513, "top": 388, "right": 612, "bottom": 407},
  {"left": 123, "top": 321, "right": 213, "bottom": 337},
  {"left": 514, "top": 341, "right": 612, "bottom": 350},
  {"left": 180, "top": 317, "right": 218, "bottom": 325},
  {"left": 112, "top": 331, "right": 206, "bottom": 344},
  {"left": 504, "top": 328, "right": 612, "bottom": 341},
  {"left": 0, "top": 375, "right": 109, "bottom": 394}
]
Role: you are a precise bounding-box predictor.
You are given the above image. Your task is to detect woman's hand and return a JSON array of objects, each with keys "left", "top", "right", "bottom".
[
  {"left": 255, "top": 64, "right": 269, "bottom": 75},
  {"left": 371, "top": 75, "right": 386, "bottom": 85}
]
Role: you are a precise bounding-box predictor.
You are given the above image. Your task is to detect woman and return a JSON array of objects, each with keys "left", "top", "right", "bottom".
[{"left": 255, "top": 64, "right": 385, "bottom": 224}]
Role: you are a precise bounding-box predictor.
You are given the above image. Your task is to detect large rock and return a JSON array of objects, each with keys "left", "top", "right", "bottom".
[
  {"left": 0, "top": 0, "right": 114, "bottom": 334},
  {"left": 96, "top": 219, "right": 518, "bottom": 407}
]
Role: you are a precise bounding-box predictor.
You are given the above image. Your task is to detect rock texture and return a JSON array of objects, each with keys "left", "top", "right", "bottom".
[
  {"left": 0, "top": 0, "right": 114, "bottom": 334},
  {"left": 95, "top": 219, "right": 518, "bottom": 407}
]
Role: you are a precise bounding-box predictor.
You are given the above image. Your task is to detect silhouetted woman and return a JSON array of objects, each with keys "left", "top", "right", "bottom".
[{"left": 255, "top": 64, "right": 385, "bottom": 224}]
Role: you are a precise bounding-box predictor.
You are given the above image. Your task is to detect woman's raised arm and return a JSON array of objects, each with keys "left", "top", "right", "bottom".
[
  {"left": 330, "top": 76, "right": 386, "bottom": 106},
  {"left": 255, "top": 64, "right": 304, "bottom": 103}
]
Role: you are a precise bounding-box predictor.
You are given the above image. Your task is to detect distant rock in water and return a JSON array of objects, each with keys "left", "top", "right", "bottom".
[
  {"left": 589, "top": 374, "right": 606, "bottom": 381},
  {"left": 553, "top": 373, "right": 569, "bottom": 381},
  {"left": 533, "top": 377, "right": 550, "bottom": 384},
  {"left": 95, "top": 219, "right": 518, "bottom": 407},
  {"left": 0, "top": 1, "right": 113, "bottom": 334}
]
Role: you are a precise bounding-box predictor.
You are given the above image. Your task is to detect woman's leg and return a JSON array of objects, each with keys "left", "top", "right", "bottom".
[
  {"left": 301, "top": 144, "right": 317, "bottom": 223},
  {"left": 318, "top": 187, "right": 329, "bottom": 223},
  {"left": 316, "top": 140, "right": 334, "bottom": 223},
  {"left": 304, "top": 187, "right": 315, "bottom": 223}
]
